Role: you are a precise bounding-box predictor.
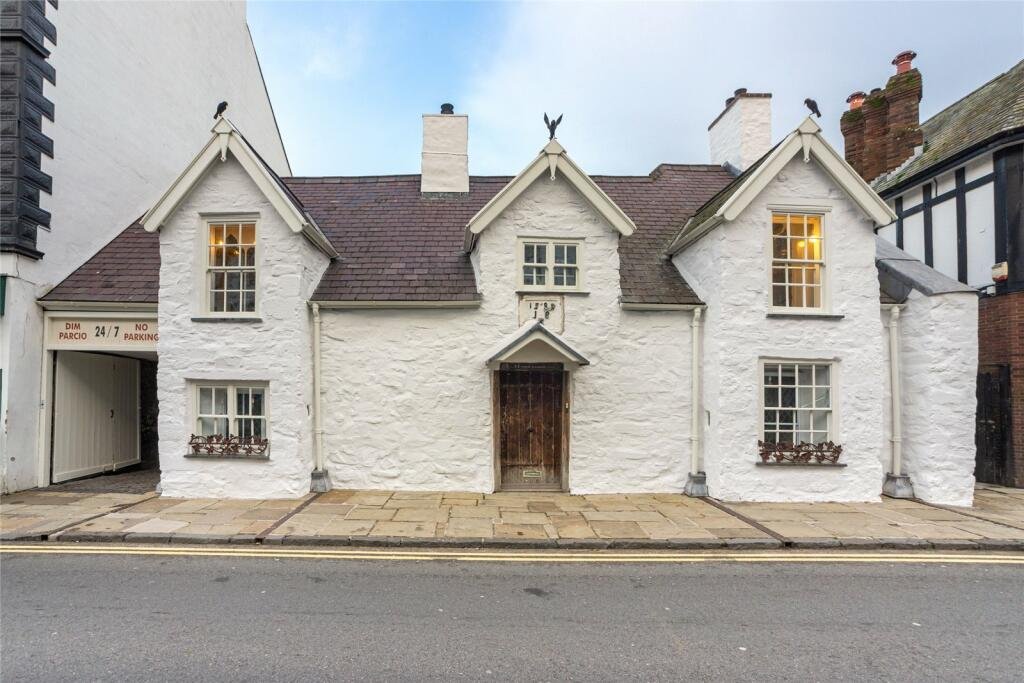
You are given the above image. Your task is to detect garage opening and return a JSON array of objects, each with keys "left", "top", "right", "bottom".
[{"left": 49, "top": 350, "right": 159, "bottom": 488}]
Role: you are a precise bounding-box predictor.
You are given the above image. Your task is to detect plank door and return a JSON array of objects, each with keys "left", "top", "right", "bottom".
[
  {"left": 52, "top": 352, "right": 140, "bottom": 483},
  {"left": 497, "top": 363, "right": 565, "bottom": 490}
]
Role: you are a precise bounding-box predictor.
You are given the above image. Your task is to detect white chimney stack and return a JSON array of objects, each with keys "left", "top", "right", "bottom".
[
  {"left": 708, "top": 88, "right": 772, "bottom": 173},
  {"left": 421, "top": 103, "right": 469, "bottom": 194}
]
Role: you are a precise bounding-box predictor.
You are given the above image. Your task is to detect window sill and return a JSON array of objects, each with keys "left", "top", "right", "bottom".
[
  {"left": 185, "top": 452, "right": 270, "bottom": 461},
  {"left": 766, "top": 312, "right": 844, "bottom": 320},
  {"left": 191, "top": 315, "right": 263, "bottom": 323},
  {"left": 755, "top": 461, "right": 847, "bottom": 468},
  {"left": 516, "top": 289, "right": 590, "bottom": 297}
]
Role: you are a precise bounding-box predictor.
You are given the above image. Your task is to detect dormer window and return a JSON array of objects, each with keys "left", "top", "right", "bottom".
[
  {"left": 771, "top": 212, "right": 824, "bottom": 310},
  {"left": 519, "top": 238, "right": 581, "bottom": 291},
  {"left": 207, "top": 221, "right": 257, "bottom": 314}
]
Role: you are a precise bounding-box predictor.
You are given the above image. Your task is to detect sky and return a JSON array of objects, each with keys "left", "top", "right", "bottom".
[{"left": 248, "top": 1, "right": 1024, "bottom": 177}]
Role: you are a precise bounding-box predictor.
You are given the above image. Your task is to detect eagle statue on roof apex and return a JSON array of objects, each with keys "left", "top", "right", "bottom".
[{"left": 544, "top": 113, "right": 563, "bottom": 140}]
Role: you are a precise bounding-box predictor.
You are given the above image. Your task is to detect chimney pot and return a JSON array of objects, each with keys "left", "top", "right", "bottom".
[
  {"left": 892, "top": 50, "right": 917, "bottom": 74},
  {"left": 733, "top": 88, "right": 747, "bottom": 97},
  {"left": 724, "top": 96, "right": 735, "bottom": 107},
  {"left": 846, "top": 91, "right": 867, "bottom": 110},
  {"left": 440, "top": 103, "right": 454, "bottom": 115}
]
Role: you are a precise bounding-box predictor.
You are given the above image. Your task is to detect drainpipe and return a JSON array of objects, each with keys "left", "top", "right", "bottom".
[
  {"left": 309, "top": 303, "right": 330, "bottom": 492},
  {"left": 684, "top": 307, "right": 708, "bottom": 496},
  {"left": 882, "top": 305, "right": 913, "bottom": 498}
]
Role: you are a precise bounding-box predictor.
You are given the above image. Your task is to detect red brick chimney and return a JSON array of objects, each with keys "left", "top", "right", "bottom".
[{"left": 840, "top": 51, "right": 923, "bottom": 182}]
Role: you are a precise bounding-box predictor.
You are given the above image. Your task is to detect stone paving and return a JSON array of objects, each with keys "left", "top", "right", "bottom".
[
  {"left": 3, "top": 485, "right": 1023, "bottom": 549},
  {"left": 264, "top": 491, "right": 770, "bottom": 545},
  {"left": 0, "top": 490, "right": 154, "bottom": 539},
  {"left": 725, "top": 495, "right": 1024, "bottom": 548}
]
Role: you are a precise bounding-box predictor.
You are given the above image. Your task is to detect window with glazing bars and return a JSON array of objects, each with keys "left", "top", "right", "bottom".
[
  {"left": 771, "top": 213, "right": 823, "bottom": 309},
  {"left": 521, "top": 240, "right": 579, "bottom": 289},
  {"left": 195, "top": 384, "right": 267, "bottom": 438},
  {"left": 208, "top": 222, "right": 256, "bottom": 313},
  {"left": 762, "top": 362, "right": 831, "bottom": 445}
]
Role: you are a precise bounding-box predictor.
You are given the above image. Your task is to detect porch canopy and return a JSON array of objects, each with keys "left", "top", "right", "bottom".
[{"left": 484, "top": 319, "right": 590, "bottom": 368}]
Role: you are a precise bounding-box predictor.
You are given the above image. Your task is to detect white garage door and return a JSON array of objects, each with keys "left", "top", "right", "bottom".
[{"left": 52, "top": 351, "right": 141, "bottom": 483}]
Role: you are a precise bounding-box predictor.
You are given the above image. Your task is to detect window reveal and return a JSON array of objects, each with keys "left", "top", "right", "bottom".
[
  {"left": 521, "top": 240, "right": 580, "bottom": 290},
  {"left": 771, "top": 213, "right": 823, "bottom": 309},
  {"left": 762, "top": 362, "right": 831, "bottom": 445},
  {"left": 196, "top": 384, "right": 266, "bottom": 439},
  {"left": 208, "top": 222, "right": 256, "bottom": 313}
]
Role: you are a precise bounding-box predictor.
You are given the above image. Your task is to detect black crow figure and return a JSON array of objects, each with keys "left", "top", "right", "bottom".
[
  {"left": 544, "top": 112, "right": 563, "bottom": 140},
  {"left": 214, "top": 101, "right": 228, "bottom": 119},
  {"left": 804, "top": 98, "right": 821, "bottom": 118}
]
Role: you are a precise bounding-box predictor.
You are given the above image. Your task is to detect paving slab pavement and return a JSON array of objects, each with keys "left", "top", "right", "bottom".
[{"left": 3, "top": 485, "right": 1023, "bottom": 550}]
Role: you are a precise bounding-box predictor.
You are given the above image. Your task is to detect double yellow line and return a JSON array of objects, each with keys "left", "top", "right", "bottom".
[{"left": 2, "top": 544, "right": 1022, "bottom": 564}]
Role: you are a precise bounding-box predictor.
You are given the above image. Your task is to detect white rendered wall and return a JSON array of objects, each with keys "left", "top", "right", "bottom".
[
  {"left": 320, "top": 174, "right": 693, "bottom": 493},
  {"left": 709, "top": 97, "right": 772, "bottom": 172},
  {"left": 156, "top": 156, "right": 328, "bottom": 498},
  {"left": 1, "top": 0, "right": 288, "bottom": 492},
  {"left": 965, "top": 182, "right": 996, "bottom": 288},
  {"left": 677, "top": 156, "right": 887, "bottom": 502},
  {"left": 898, "top": 289, "right": 978, "bottom": 505}
]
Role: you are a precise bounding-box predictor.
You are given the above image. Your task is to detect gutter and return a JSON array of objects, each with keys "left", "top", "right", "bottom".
[
  {"left": 37, "top": 300, "right": 157, "bottom": 312},
  {"left": 684, "top": 307, "right": 708, "bottom": 496},
  {"left": 882, "top": 304, "right": 914, "bottom": 498},
  {"left": 309, "top": 302, "right": 330, "bottom": 492},
  {"left": 313, "top": 300, "right": 481, "bottom": 310}
]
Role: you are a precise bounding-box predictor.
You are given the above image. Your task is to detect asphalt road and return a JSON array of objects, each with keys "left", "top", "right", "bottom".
[{"left": 1, "top": 550, "right": 1022, "bottom": 682}]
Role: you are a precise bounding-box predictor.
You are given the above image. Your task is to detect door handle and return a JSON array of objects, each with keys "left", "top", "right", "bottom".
[{"left": 110, "top": 409, "right": 114, "bottom": 419}]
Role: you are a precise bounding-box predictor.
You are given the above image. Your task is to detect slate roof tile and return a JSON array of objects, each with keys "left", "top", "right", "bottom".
[{"left": 42, "top": 165, "right": 738, "bottom": 305}]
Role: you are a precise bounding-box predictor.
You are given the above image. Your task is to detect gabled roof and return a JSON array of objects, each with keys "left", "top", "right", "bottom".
[
  {"left": 875, "top": 235, "right": 976, "bottom": 301},
  {"left": 874, "top": 59, "right": 1024, "bottom": 195},
  {"left": 141, "top": 117, "right": 337, "bottom": 258},
  {"left": 485, "top": 319, "right": 590, "bottom": 366},
  {"left": 463, "top": 140, "right": 636, "bottom": 252},
  {"left": 666, "top": 118, "right": 897, "bottom": 254},
  {"left": 43, "top": 166, "right": 736, "bottom": 306}
]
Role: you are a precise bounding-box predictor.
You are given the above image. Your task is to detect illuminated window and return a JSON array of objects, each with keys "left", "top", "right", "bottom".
[
  {"left": 520, "top": 239, "right": 580, "bottom": 290},
  {"left": 762, "top": 362, "right": 832, "bottom": 445},
  {"left": 207, "top": 221, "right": 256, "bottom": 313},
  {"left": 771, "top": 213, "right": 823, "bottom": 309},
  {"left": 195, "top": 384, "right": 267, "bottom": 439}
]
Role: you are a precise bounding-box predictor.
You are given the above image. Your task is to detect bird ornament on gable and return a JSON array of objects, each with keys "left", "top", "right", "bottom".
[
  {"left": 214, "top": 101, "right": 228, "bottom": 119},
  {"left": 804, "top": 98, "right": 822, "bottom": 118},
  {"left": 544, "top": 112, "right": 563, "bottom": 140}
]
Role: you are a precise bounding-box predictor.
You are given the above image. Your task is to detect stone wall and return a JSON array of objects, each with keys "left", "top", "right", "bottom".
[
  {"left": 678, "top": 155, "right": 887, "bottom": 502},
  {"left": 899, "top": 289, "right": 979, "bottom": 504},
  {"left": 156, "top": 155, "right": 328, "bottom": 498},
  {"left": 320, "top": 173, "right": 694, "bottom": 493}
]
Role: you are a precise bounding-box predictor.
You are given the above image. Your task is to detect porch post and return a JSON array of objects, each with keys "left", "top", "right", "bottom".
[{"left": 684, "top": 307, "right": 708, "bottom": 496}]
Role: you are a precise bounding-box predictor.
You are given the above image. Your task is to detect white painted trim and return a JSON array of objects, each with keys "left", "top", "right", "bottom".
[
  {"left": 668, "top": 117, "right": 897, "bottom": 255},
  {"left": 140, "top": 118, "right": 338, "bottom": 259},
  {"left": 314, "top": 300, "right": 481, "bottom": 310},
  {"left": 765, "top": 208, "right": 832, "bottom": 314},
  {"left": 757, "top": 356, "right": 841, "bottom": 447},
  {"left": 187, "top": 380, "right": 271, "bottom": 454},
  {"left": 199, "top": 216, "right": 261, "bottom": 317},
  {"left": 464, "top": 139, "right": 636, "bottom": 251},
  {"left": 619, "top": 302, "right": 701, "bottom": 311},
  {"left": 38, "top": 301, "right": 157, "bottom": 312},
  {"left": 516, "top": 237, "right": 585, "bottom": 292}
]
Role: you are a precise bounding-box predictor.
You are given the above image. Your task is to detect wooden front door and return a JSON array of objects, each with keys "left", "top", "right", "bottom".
[{"left": 497, "top": 363, "right": 566, "bottom": 490}]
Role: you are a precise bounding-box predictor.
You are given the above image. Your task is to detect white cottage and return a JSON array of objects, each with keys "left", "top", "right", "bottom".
[{"left": 39, "top": 94, "right": 978, "bottom": 504}]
